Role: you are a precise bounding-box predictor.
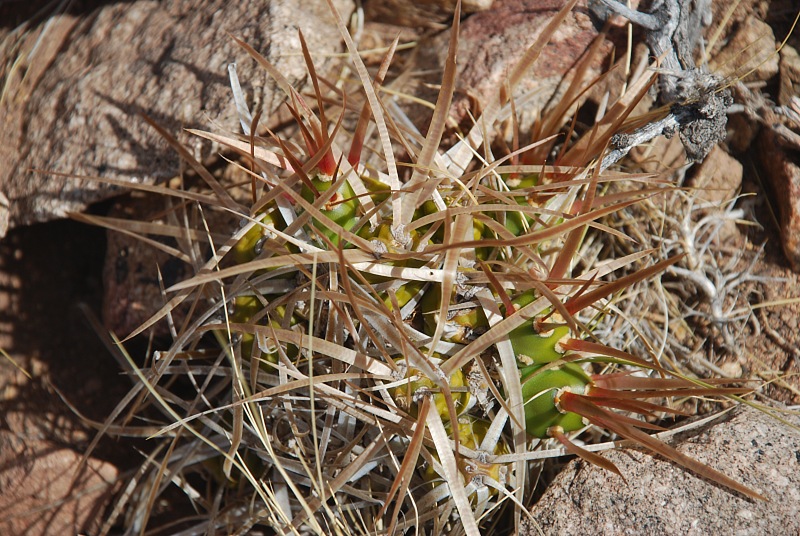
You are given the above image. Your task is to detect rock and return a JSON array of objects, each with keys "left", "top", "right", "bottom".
[
  {"left": 364, "top": 0, "right": 494, "bottom": 28},
  {"left": 758, "top": 126, "right": 800, "bottom": 272},
  {"left": 710, "top": 15, "right": 779, "bottom": 83},
  {"left": 524, "top": 406, "right": 800, "bottom": 536},
  {"left": 726, "top": 108, "right": 760, "bottom": 153},
  {"left": 446, "top": 0, "right": 624, "bottom": 132},
  {"left": 102, "top": 195, "right": 196, "bottom": 338},
  {"left": 709, "top": 0, "right": 769, "bottom": 46},
  {"left": 686, "top": 146, "right": 744, "bottom": 242},
  {"left": 0, "top": 0, "right": 354, "bottom": 238},
  {"left": 394, "top": 0, "right": 636, "bottom": 139},
  {"left": 689, "top": 145, "right": 744, "bottom": 204},
  {"left": 629, "top": 133, "right": 686, "bottom": 175},
  {"left": 0, "top": 413, "right": 118, "bottom": 536},
  {"left": 101, "top": 191, "right": 237, "bottom": 337},
  {"left": 778, "top": 45, "right": 800, "bottom": 107}
]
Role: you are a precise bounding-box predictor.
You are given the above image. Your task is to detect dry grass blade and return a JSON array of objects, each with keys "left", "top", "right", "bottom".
[
  {"left": 434, "top": 196, "right": 647, "bottom": 252},
  {"left": 377, "top": 398, "right": 430, "bottom": 533},
  {"left": 565, "top": 254, "right": 685, "bottom": 315},
  {"left": 141, "top": 114, "right": 242, "bottom": 213},
  {"left": 401, "top": 0, "right": 461, "bottom": 224},
  {"left": 564, "top": 70, "right": 657, "bottom": 167},
  {"left": 323, "top": 0, "right": 402, "bottom": 222},
  {"left": 348, "top": 37, "right": 399, "bottom": 167},
  {"left": 229, "top": 33, "right": 297, "bottom": 103},
  {"left": 186, "top": 129, "right": 298, "bottom": 171},
  {"left": 549, "top": 166, "right": 601, "bottom": 281},
  {"left": 167, "top": 249, "right": 377, "bottom": 291},
  {"left": 426, "top": 409, "right": 482, "bottom": 536},
  {"left": 561, "top": 339, "right": 663, "bottom": 370},
  {"left": 441, "top": 249, "right": 656, "bottom": 377},
  {"left": 549, "top": 426, "right": 624, "bottom": 478},
  {"left": 446, "top": 0, "right": 581, "bottom": 172},
  {"left": 40, "top": 169, "right": 222, "bottom": 205}
]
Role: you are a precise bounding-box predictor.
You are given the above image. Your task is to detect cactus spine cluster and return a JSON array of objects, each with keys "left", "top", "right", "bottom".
[{"left": 99, "top": 2, "right": 764, "bottom": 533}]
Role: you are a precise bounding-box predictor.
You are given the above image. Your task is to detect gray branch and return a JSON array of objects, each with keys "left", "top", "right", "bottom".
[{"left": 595, "top": 0, "right": 731, "bottom": 165}]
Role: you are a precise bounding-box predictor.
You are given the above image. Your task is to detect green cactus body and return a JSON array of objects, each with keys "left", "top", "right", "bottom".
[
  {"left": 502, "top": 209, "right": 533, "bottom": 239},
  {"left": 505, "top": 291, "right": 570, "bottom": 365},
  {"left": 382, "top": 280, "right": 426, "bottom": 312},
  {"left": 472, "top": 217, "right": 493, "bottom": 262},
  {"left": 228, "top": 295, "right": 262, "bottom": 362},
  {"left": 505, "top": 174, "right": 539, "bottom": 190},
  {"left": 390, "top": 359, "right": 470, "bottom": 420},
  {"left": 360, "top": 175, "right": 391, "bottom": 205},
  {"left": 203, "top": 444, "right": 266, "bottom": 488},
  {"left": 358, "top": 222, "right": 427, "bottom": 285},
  {"left": 227, "top": 296, "right": 299, "bottom": 366},
  {"left": 231, "top": 295, "right": 263, "bottom": 323},
  {"left": 509, "top": 322, "right": 570, "bottom": 366},
  {"left": 232, "top": 210, "right": 285, "bottom": 265},
  {"left": 420, "top": 284, "right": 489, "bottom": 344},
  {"left": 371, "top": 222, "right": 423, "bottom": 254},
  {"left": 496, "top": 174, "right": 538, "bottom": 237},
  {"left": 520, "top": 362, "right": 590, "bottom": 439},
  {"left": 301, "top": 177, "right": 359, "bottom": 247},
  {"left": 423, "top": 415, "right": 509, "bottom": 495}
]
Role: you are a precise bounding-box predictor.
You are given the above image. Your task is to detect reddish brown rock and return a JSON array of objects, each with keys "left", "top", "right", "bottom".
[
  {"left": 102, "top": 197, "right": 195, "bottom": 338},
  {"left": 687, "top": 145, "right": 744, "bottom": 243},
  {"left": 418, "top": 0, "right": 637, "bottom": 135},
  {"left": 364, "top": 0, "right": 494, "bottom": 28},
  {"left": 778, "top": 45, "right": 800, "bottom": 107},
  {"left": 710, "top": 15, "right": 779, "bottom": 82},
  {"left": 452, "top": 0, "right": 597, "bottom": 127},
  {"left": 758, "top": 127, "right": 800, "bottom": 271},
  {"left": 101, "top": 192, "right": 237, "bottom": 337},
  {"left": 0, "top": 0, "right": 353, "bottom": 238},
  {"left": 0, "top": 413, "right": 118, "bottom": 536},
  {"left": 690, "top": 145, "right": 744, "bottom": 204}
]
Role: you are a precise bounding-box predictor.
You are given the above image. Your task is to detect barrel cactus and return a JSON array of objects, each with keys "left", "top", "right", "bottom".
[{"left": 96, "top": 1, "right": 765, "bottom": 534}]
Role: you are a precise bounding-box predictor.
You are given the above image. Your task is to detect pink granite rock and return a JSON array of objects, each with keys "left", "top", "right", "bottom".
[
  {"left": 524, "top": 406, "right": 800, "bottom": 536},
  {"left": 0, "top": 0, "right": 353, "bottom": 237},
  {"left": 445, "top": 0, "right": 634, "bottom": 131}
]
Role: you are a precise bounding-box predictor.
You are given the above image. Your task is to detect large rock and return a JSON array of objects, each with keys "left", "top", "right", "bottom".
[
  {"left": 0, "top": 0, "right": 354, "bottom": 237},
  {"left": 409, "top": 0, "right": 635, "bottom": 136},
  {"left": 0, "top": 412, "right": 118, "bottom": 536},
  {"left": 524, "top": 406, "right": 800, "bottom": 536}
]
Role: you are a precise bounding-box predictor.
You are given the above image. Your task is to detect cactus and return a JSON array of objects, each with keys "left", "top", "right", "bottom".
[{"left": 93, "top": 1, "right": 769, "bottom": 534}]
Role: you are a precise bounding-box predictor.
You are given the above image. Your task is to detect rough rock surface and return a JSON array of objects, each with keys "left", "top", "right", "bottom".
[
  {"left": 778, "top": 45, "right": 800, "bottom": 107},
  {"left": 524, "top": 406, "right": 800, "bottom": 536},
  {"left": 710, "top": 15, "right": 779, "bottom": 82},
  {"left": 101, "top": 195, "right": 198, "bottom": 338},
  {"left": 364, "top": 0, "right": 494, "bottom": 28},
  {"left": 758, "top": 127, "right": 800, "bottom": 272},
  {"left": 0, "top": 413, "right": 118, "bottom": 536},
  {"left": 401, "top": 0, "right": 635, "bottom": 136},
  {"left": 0, "top": 0, "right": 353, "bottom": 237},
  {"left": 101, "top": 192, "right": 238, "bottom": 337},
  {"left": 689, "top": 145, "right": 744, "bottom": 204}
]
